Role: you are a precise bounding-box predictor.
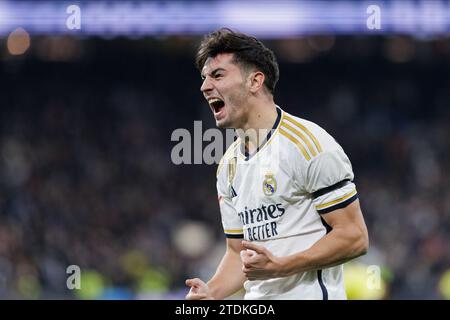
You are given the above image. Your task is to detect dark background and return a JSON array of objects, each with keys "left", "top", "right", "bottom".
[{"left": 0, "top": 34, "right": 449, "bottom": 299}]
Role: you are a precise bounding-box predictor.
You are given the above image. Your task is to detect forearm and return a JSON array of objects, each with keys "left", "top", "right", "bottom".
[
  {"left": 282, "top": 226, "right": 368, "bottom": 276},
  {"left": 207, "top": 250, "right": 246, "bottom": 299}
]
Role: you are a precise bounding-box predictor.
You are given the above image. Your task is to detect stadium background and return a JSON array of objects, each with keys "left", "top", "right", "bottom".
[{"left": 0, "top": 0, "right": 449, "bottom": 299}]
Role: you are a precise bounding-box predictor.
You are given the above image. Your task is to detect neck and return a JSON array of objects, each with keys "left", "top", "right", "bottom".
[{"left": 236, "top": 98, "right": 278, "bottom": 154}]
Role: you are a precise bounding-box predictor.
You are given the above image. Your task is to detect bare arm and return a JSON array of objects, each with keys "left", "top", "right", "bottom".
[
  {"left": 241, "top": 200, "right": 369, "bottom": 280},
  {"left": 207, "top": 238, "right": 246, "bottom": 299},
  {"left": 186, "top": 238, "right": 246, "bottom": 299}
]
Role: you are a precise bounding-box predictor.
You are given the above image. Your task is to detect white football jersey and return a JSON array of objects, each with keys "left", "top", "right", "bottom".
[{"left": 216, "top": 107, "right": 357, "bottom": 300}]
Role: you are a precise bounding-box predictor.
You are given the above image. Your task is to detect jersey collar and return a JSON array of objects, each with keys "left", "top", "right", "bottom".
[{"left": 240, "top": 106, "right": 282, "bottom": 161}]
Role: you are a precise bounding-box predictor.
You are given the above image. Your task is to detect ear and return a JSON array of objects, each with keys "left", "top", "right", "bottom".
[{"left": 248, "top": 71, "right": 265, "bottom": 94}]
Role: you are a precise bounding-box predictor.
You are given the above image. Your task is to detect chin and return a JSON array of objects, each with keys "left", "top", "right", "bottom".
[
  {"left": 216, "top": 118, "right": 236, "bottom": 129},
  {"left": 215, "top": 120, "right": 227, "bottom": 128},
  {"left": 215, "top": 116, "right": 228, "bottom": 128}
]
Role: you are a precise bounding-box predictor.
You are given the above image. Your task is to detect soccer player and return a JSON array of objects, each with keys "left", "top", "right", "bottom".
[{"left": 186, "top": 28, "right": 369, "bottom": 300}]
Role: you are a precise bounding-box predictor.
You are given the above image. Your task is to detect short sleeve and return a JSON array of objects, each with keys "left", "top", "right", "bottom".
[
  {"left": 217, "top": 164, "right": 244, "bottom": 238},
  {"left": 304, "top": 146, "right": 358, "bottom": 214}
]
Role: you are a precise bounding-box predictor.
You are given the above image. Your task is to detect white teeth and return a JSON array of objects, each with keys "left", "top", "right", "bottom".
[{"left": 208, "top": 98, "right": 222, "bottom": 104}]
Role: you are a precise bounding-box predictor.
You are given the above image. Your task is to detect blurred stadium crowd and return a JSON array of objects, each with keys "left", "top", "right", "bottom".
[{"left": 0, "top": 35, "right": 449, "bottom": 299}]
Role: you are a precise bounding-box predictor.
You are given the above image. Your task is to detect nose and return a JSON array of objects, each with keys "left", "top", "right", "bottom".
[{"left": 200, "top": 77, "right": 213, "bottom": 93}]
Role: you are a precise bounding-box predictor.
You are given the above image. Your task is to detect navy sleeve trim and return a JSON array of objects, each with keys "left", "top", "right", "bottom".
[
  {"left": 312, "top": 179, "right": 351, "bottom": 199},
  {"left": 225, "top": 234, "right": 244, "bottom": 239}
]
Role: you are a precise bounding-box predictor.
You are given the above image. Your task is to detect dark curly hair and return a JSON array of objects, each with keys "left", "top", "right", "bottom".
[{"left": 195, "top": 28, "right": 279, "bottom": 95}]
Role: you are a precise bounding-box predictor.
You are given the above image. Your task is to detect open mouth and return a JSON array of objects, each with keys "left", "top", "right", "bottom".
[{"left": 209, "top": 98, "right": 225, "bottom": 114}]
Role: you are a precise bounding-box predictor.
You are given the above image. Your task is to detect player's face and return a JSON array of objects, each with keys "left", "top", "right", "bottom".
[{"left": 200, "top": 53, "right": 250, "bottom": 128}]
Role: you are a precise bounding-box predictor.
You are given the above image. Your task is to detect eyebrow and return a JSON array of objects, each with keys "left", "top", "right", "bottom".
[{"left": 201, "top": 68, "right": 226, "bottom": 79}]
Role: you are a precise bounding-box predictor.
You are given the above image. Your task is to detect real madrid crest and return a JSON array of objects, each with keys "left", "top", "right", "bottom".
[{"left": 263, "top": 172, "right": 277, "bottom": 196}]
